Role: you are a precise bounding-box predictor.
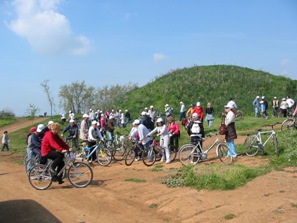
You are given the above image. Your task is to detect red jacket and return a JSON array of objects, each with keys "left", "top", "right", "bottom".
[
  {"left": 168, "top": 121, "right": 180, "bottom": 135},
  {"left": 41, "top": 131, "right": 70, "bottom": 157},
  {"left": 192, "top": 106, "right": 204, "bottom": 121}
]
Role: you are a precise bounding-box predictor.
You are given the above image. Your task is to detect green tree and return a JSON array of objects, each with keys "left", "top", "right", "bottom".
[{"left": 26, "top": 104, "right": 40, "bottom": 120}]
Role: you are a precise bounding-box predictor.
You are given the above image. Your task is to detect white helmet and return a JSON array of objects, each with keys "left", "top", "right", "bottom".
[
  {"left": 157, "top": 118, "right": 164, "bottom": 123},
  {"left": 192, "top": 113, "right": 199, "bottom": 118}
]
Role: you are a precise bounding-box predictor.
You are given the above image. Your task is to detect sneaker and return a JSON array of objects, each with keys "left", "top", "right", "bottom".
[
  {"left": 134, "top": 158, "right": 139, "bottom": 161},
  {"left": 88, "top": 160, "right": 93, "bottom": 164},
  {"left": 165, "top": 160, "right": 171, "bottom": 164},
  {"left": 160, "top": 158, "right": 164, "bottom": 162}
]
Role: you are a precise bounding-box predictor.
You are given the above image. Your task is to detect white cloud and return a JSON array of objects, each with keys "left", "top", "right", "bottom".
[
  {"left": 7, "top": 0, "right": 92, "bottom": 56},
  {"left": 280, "top": 58, "right": 291, "bottom": 66},
  {"left": 153, "top": 53, "right": 168, "bottom": 62}
]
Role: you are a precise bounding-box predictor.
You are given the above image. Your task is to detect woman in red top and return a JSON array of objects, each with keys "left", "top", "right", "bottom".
[
  {"left": 167, "top": 115, "right": 180, "bottom": 151},
  {"left": 41, "top": 123, "right": 70, "bottom": 184}
]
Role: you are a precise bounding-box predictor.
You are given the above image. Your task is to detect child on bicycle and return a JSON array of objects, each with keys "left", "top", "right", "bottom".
[
  {"left": 147, "top": 118, "right": 171, "bottom": 164},
  {"left": 186, "top": 113, "right": 205, "bottom": 162}
]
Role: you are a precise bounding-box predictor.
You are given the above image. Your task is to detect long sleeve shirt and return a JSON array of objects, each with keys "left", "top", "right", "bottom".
[
  {"left": 225, "top": 111, "right": 236, "bottom": 126},
  {"left": 41, "top": 131, "right": 70, "bottom": 157}
]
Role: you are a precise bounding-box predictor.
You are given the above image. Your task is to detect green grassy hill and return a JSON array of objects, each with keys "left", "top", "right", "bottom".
[{"left": 118, "top": 65, "right": 297, "bottom": 118}]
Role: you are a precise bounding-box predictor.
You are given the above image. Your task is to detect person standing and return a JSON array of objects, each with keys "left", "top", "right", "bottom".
[
  {"left": 286, "top": 95, "right": 295, "bottom": 116},
  {"left": 148, "top": 105, "right": 157, "bottom": 123},
  {"left": 192, "top": 102, "right": 204, "bottom": 122},
  {"left": 205, "top": 102, "right": 215, "bottom": 127},
  {"left": 253, "top": 96, "right": 260, "bottom": 117},
  {"left": 80, "top": 114, "right": 89, "bottom": 141},
  {"left": 272, "top": 97, "right": 279, "bottom": 117},
  {"left": 280, "top": 98, "right": 288, "bottom": 117},
  {"left": 1, "top": 131, "right": 9, "bottom": 151},
  {"left": 179, "top": 102, "right": 186, "bottom": 121},
  {"left": 87, "top": 121, "right": 104, "bottom": 163},
  {"left": 164, "top": 104, "right": 174, "bottom": 117},
  {"left": 223, "top": 105, "right": 237, "bottom": 158},
  {"left": 167, "top": 115, "right": 180, "bottom": 152}
]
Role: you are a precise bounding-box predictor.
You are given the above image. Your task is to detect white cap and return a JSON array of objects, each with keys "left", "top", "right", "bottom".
[
  {"left": 91, "top": 120, "right": 97, "bottom": 125},
  {"left": 141, "top": 111, "right": 146, "bottom": 116},
  {"left": 37, "top": 124, "right": 45, "bottom": 133},
  {"left": 282, "top": 98, "right": 286, "bottom": 101},
  {"left": 274, "top": 96, "right": 277, "bottom": 99},
  {"left": 145, "top": 107, "right": 148, "bottom": 110},
  {"left": 196, "top": 102, "right": 201, "bottom": 106},
  {"left": 133, "top": 119, "right": 140, "bottom": 125},
  {"left": 256, "top": 96, "right": 260, "bottom": 99},
  {"left": 157, "top": 118, "right": 163, "bottom": 123},
  {"left": 262, "top": 96, "right": 265, "bottom": 99},
  {"left": 47, "top": 121, "right": 54, "bottom": 126},
  {"left": 150, "top": 105, "right": 153, "bottom": 108},
  {"left": 83, "top": 114, "right": 89, "bottom": 118},
  {"left": 119, "top": 109, "right": 122, "bottom": 112},
  {"left": 192, "top": 113, "right": 199, "bottom": 118},
  {"left": 165, "top": 104, "right": 169, "bottom": 107},
  {"left": 69, "top": 119, "right": 75, "bottom": 123}
]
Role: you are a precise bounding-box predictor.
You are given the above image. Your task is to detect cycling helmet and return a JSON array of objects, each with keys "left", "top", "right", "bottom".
[{"left": 157, "top": 118, "right": 164, "bottom": 123}]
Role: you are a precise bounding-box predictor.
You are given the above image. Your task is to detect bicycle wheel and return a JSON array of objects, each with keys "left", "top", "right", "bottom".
[
  {"left": 28, "top": 164, "right": 52, "bottom": 190},
  {"left": 168, "top": 145, "right": 177, "bottom": 161},
  {"left": 96, "top": 147, "right": 112, "bottom": 166},
  {"left": 281, "top": 118, "right": 295, "bottom": 131},
  {"left": 244, "top": 135, "right": 259, "bottom": 156},
  {"left": 154, "top": 146, "right": 162, "bottom": 162},
  {"left": 216, "top": 143, "right": 233, "bottom": 164},
  {"left": 142, "top": 147, "right": 156, "bottom": 166},
  {"left": 273, "top": 135, "right": 279, "bottom": 156},
  {"left": 125, "top": 149, "right": 136, "bottom": 166},
  {"left": 112, "top": 143, "right": 127, "bottom": 161},
  {"left": 68, "top": 162, "right": 93, "bottom": 188},
  {"left": 22, "top": 153, "right": 28, "bottom": 165},
  {"left": 179, "top": 144, "right": 200, "bottom": 165},
  {"left": 25, "top": 157, "right": 40, "bottom": 175},
  {"left": 236, "top": 110, "right": 244, "bottom": 119}
]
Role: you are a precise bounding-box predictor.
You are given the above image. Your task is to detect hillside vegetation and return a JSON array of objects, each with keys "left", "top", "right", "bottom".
[{"left": 118, "top": 65, "right": 297, "bottom": 118}]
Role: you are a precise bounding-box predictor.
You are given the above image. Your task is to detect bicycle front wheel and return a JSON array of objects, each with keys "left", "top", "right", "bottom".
[
  {"left": 125, "top": 149, "right": 136, "bottom": 166},
  {"left": 244, "top": 135, "right": 259, "bottom": 156},
  {"left": 68, "top": 162, "right": 93, "bottom": 188},
  {"left": 216, "top": 143, "right": 233, "bottom": 164},
  {"left": 112, "top": 144, "right": 127, "bottom": 161},
  {"left": 96, "top": 147, "right": 112, "bottom": 166},
  {"left": 142, "top": 147, "right": 156, "bottom": 166},
  {"left": 273, "top": 135, "right": 279, "bottom": 156},
  {"left": 28, "top": 164, "right": 52, "bottom": 190},
  {"left": 281, "top": 118, "right": 295, "bottom": 131},
  {"left": 179, "top": 145, "right": 199, "bottom": 165}
]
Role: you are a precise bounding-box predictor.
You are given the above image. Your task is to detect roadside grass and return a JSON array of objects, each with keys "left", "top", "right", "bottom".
[
  {"left": 124, "top": 178, "right": 146, "bottom": 183},
  {"left": 0, "top": 117, "right": 17, "bottom": 128},
  {"left": 162, "top": 117, "right": 297, "bottom": 190}
]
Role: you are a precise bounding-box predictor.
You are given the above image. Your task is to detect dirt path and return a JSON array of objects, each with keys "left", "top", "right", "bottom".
[{"left": 0, "top": 120, "right": 297, "bottom": 223}]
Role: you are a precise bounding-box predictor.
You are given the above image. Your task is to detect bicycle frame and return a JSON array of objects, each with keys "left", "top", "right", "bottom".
[
  {"left": 255, "top": 130, "right": 276, "bottom": 147},
  {"left": 82, "top": 143, "right": 100, "bottom": 160}
]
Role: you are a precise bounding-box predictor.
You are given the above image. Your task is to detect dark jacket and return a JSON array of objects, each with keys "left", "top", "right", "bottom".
[{"left": 225, "top": 122, "right": 237, "bottom": 141}]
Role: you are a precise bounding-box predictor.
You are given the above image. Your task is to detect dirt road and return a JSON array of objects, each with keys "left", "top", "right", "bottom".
[{"left": 0, "top": 119, "right": 297, "bottom": 223}]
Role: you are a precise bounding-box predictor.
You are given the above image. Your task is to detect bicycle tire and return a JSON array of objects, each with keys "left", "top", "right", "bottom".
[
  {"left": 168, "top": 145, "right": 177, "bottom": 162},
  {"left": 68, "top": 162, "right": 93, "bottom": 188},
  {"left": 111, "top": 143, "right": 127, "bottom": 161},
  {"left": 236, "top": 110, "right": 244, "bottom": 119},
  {"left": 216, "top": 143, "right": 233, "bottom": 164},
  {"left": 96, "top": 147, "right": 112, "bottom": 166},
  {"left": 22, "top": 153, "right": 28, "bottom": 165},
  {"left": 124, "top": 149, "right": 136, "bottom": 166},
  {"left": 281, "top": 118, "right": 295, "bottom": 131},
  {"left": 244, "top": 135, "right": 259, "bottom": 156},
  {"left": 179, "top": 144, "right": 200, "bottom": 165},
  {"left": 28, "top": 164, "right": 52, "bottom": 190},
  {"left": 142, "top": 147, "right": 156, "bottom": 166},
  {"left": 273, "top": 135, "right": 279, "bottom": 156}
]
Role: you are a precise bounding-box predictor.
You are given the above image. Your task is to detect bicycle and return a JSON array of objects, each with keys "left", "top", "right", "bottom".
[
  {"left": 152, "top": 138, "right": 177, "bottom": 163},
  {"left": 281, "top": 117, "right": 297, "bottom": 131},
  {"left": 235, "top": 110, "right": 244, "bottom": 119},
  {"left": 105, "top": 131, "right": 127, "bottom": 161},
  {"left": 179, "top": 133, "right": 233, "bottom": 165},
  {"left": 78, "top": 140, "right": 112, "bottom": 166},
  {"left": 243, "top": 123, "right": 279, "bottom": 156},
  {"left": 28, "top": 151, "right": 93, "bottom": 190},
  {"left": 65, "top": 135, "right": 79, "bottom": 150}
]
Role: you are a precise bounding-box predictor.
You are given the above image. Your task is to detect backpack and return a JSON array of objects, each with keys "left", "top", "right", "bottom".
[{"left": 191, "top": 121, "right": 201, "bottom": 134}]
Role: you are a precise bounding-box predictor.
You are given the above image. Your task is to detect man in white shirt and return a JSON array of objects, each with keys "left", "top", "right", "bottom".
[
  {"left": 286, "top": 96, "right": 295, "bottom": 115},
  {"left": 179, "top": 102, "right": 186, "bottom": 121}
]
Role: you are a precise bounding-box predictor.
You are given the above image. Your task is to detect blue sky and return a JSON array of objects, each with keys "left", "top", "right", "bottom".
[{"left": 0, "top": 0, "right": 296, "bottom": 116}]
